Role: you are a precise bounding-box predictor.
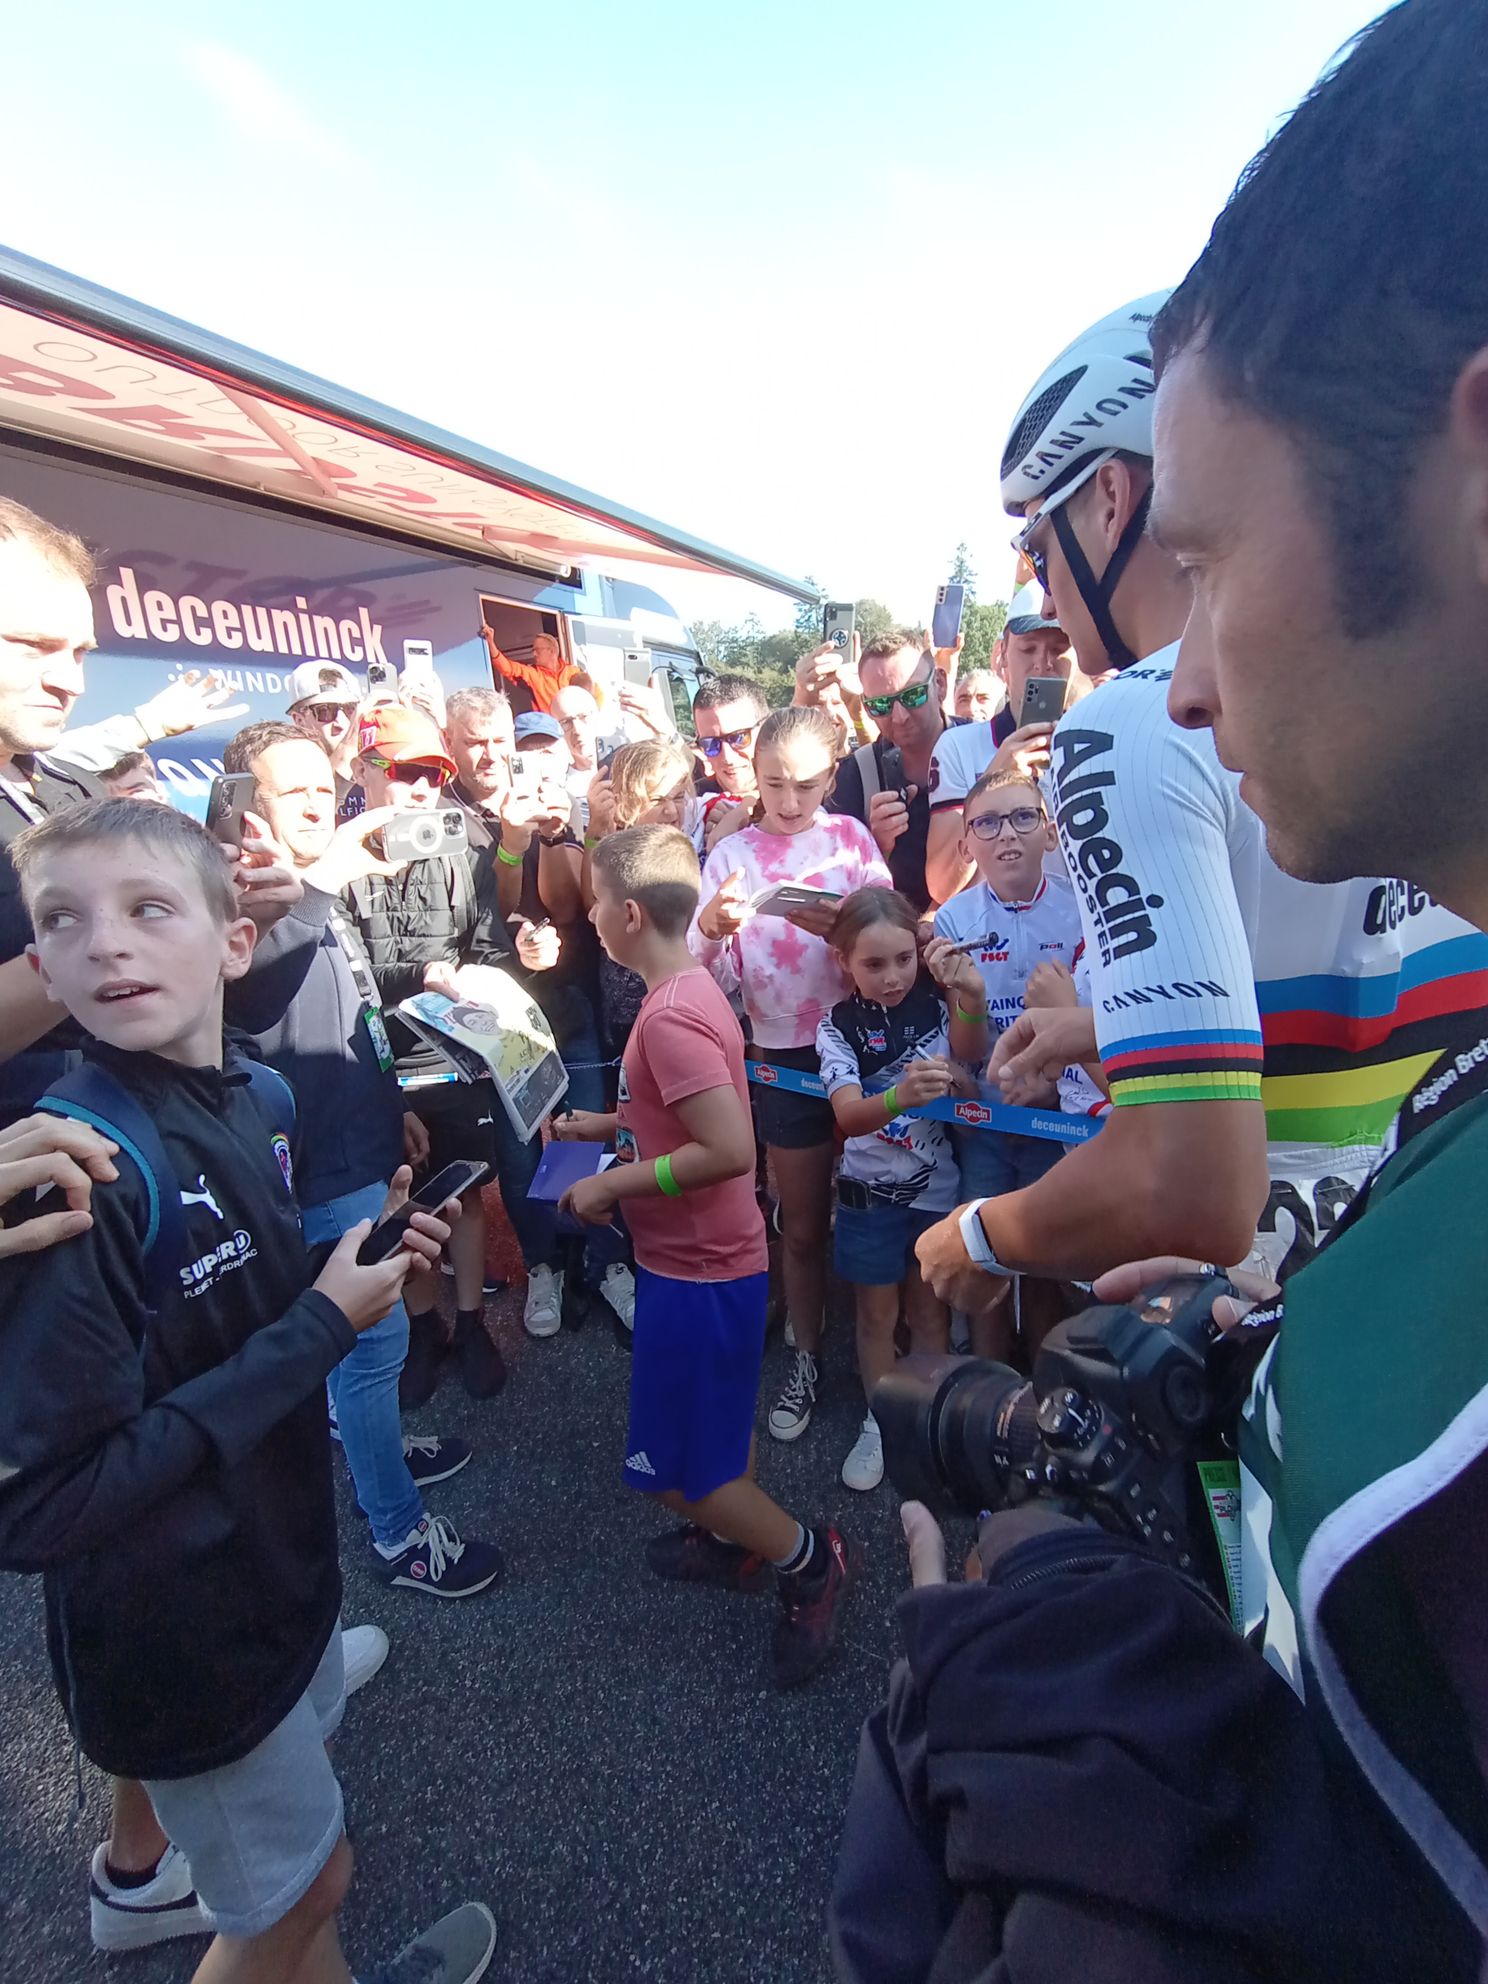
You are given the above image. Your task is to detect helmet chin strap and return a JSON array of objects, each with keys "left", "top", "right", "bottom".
[{"left": 1050, "top": 485, "right": 1153, "bottom": 672}]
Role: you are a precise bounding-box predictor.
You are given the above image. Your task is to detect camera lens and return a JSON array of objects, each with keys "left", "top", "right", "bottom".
[
  {"left": 873, "top": 1353, "right": 1042, "bottom": 1515},
  {"left": 443, "top": 811, "right": 461, "bottom": 833}
]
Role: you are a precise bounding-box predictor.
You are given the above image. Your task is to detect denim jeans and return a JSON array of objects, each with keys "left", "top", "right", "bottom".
[
  {"left": 525, "top": 994, "right": 627, "bottom": 1282},
  {"left": 307, "top": 1181, "right": 424, "bottom": 1550}
]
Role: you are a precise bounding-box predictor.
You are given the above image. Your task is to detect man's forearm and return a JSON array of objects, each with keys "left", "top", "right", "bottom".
[{"left": 978, "top": 1098, "right": 1270, "bottom": 1280}]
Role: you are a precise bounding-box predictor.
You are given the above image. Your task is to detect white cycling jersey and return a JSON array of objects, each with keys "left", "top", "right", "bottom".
[
  {"left": 1045, "top": 643, "right": 1488, "bottom": 1275},
  {"left": 931, "top": 875, "right": 1083, "bottom": 1034},
  {"left": 1056, "top": 949, "right": 1111, "bottom": 1124}
]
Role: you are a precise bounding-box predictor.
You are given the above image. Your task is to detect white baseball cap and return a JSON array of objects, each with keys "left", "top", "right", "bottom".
[{"left": 288, "top": 661, "right": 362, "bottom": 709}]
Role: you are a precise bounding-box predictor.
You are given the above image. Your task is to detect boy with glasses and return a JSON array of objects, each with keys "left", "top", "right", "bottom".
[
  {"left": 932, "top": 771, "right": 1081, "bottom": 1336},
  {"left": 829, "top": 630, "right": 950, "bottom": 914}
]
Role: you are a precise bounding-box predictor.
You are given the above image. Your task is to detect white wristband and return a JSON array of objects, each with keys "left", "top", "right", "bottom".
[{"left": 959, "top": 1198, "right": 1006, "bottom": 1275}]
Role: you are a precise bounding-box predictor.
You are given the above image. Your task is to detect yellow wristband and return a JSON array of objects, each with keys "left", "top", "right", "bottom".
[
  {"left": 495, "top": 844, "right": 523, "bottom": 867},
  {"left": 655, "top": 1153, "right": 682, "bottom": 1198}
]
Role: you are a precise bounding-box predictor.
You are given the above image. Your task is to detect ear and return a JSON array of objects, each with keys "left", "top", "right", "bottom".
[
  {"left": 25, "top": 943, "right": 64, "bottom": 1007},
  {"left": 1449, "top": 346, "right": 1488, "bottom": 587},
  {"left": 932, "top": 668, "right": 948, "bottom": 704},
  {"left": 1092, "top": 457, "right": 1148, "bottom": 553},
  {"left": 992, "top": 639, "right": 1009, "bottom": 686},
  {"left": 220, "top": 915, "right": 258, "bottom": 984}
]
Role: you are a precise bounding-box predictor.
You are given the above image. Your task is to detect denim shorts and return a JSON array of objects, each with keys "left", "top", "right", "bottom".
[
  {"left": 833, "top": 1199, "right": 946, "bottom": 1288},
  {"left": 143, "top": 1625, "right": 346, "bottom": 1940},
  {"left": 954, "top": 1124, "right": 1064, "bottom": 1198}
]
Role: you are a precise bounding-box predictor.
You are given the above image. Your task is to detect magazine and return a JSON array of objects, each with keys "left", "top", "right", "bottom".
[{"left": 397, "top": 965, "right": 569, "bottom": 1139}]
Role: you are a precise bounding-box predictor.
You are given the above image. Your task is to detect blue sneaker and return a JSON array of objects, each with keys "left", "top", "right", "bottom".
[
  {"left": 373, "top": 1515, "right": 504, "bottom": 1599},
  {"left": 401, "top": 1432, "right": 473, "bottom": 1488}
]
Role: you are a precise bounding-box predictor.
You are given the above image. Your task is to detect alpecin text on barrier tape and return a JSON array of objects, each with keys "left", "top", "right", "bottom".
[{"left": 744, "top": 1060, "right": 1101, "bottom": 1145}]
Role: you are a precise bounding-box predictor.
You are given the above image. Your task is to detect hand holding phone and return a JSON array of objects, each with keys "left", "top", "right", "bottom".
[
  {"left": 357, "top": 1159, "right": 488, "bottom": 1264},
  {"left": 205, "top": 772, "right": 257, "bottom": 849},
  {"left": 1019, "top": 675, "right": 1069, "bottom": 729}
]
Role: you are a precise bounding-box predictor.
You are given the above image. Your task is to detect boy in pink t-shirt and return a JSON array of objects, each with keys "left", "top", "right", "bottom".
[{"left": 555, "top": 825, "right": 860, "bottom": 1689}]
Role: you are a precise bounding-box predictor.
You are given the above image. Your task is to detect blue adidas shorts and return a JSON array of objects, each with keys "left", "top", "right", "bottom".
[{"left": 623, "top": 1268, "right": 769, "bottom": 1503}]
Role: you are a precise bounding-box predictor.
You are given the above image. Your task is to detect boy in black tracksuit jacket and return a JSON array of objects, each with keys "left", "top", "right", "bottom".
[{"left": 0, "top": 799, "right": 492, "bottom": 1982}]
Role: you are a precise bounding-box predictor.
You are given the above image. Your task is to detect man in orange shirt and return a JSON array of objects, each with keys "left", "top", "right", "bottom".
[{"left": 480, "top": 626, "right": 578, "bottom": 716}]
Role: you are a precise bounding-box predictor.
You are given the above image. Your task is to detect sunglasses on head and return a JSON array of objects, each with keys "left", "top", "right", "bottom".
[
  {"left": 697, "top": 726, "right": 758, "bottom": 759},
  {"left": 861, "top": 676, "right": 933, "bottom": 719},
  {"left": 967, "top": 804, "right": 1044, "bottom": 841}
]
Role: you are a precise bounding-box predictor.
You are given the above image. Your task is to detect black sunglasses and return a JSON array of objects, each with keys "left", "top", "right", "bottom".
[{"left": 698, "top": 726, "right": 758, "bottom": 759}]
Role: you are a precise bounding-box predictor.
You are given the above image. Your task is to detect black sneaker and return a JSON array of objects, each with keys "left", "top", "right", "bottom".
[
  {"left": 644, "top": 1521, "right": 769, "bottom": 1594},
  {"left": 455, "top": 1313, "right": 507, "bottom": 1398},
  {"left": 771, "top": 1527, "right": 862, "bottom": 1689},
  {"left": 401, "top": 1433, "right": 472, "bottom": 1488},
  {"left": 373, "top": 1515, "right": 504, "bottom": 1599},
  {"left": 399, "top": 1313, "right": 448, "bottom": 1411}
]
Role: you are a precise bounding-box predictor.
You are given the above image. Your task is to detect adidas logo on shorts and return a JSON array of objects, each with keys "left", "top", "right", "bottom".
[{"left": 625, "top": 1451, "right": 656, "bottom": 1476}]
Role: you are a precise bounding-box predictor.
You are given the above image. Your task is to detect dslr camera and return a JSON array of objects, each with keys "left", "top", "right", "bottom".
[
  {"left": 383, "top": 809, "right": 469, "bottom": 863},
  {"left": 874, "top": 1275, "right": 1269, "bottom": 1603}
]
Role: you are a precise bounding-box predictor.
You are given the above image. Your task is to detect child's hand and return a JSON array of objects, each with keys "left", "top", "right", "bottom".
[
  {"left": 378, "top": 1164, "right": 458, "bottom": 1274},
  {"left": 783, "top": 897, "right": 841, "bottom": 940},
  {"left": 552, "top": 1109, "right": 612, "bottom": 1143},
  {"left": 559, "top": 1172, "right": 619, "bottom": 1226},
  {"left": 895, "top": 1056, "right": 954, "bottom": 1109},
  {"left": 704, "top": 799, "right": 752, "bottom": 853},
  {"left": 1025, "top": 958, "right": 1077, "bottom": 1008},
  {"left": 313, "top": 1223, "right": 414, "bottom": 1333},
  {"left": 586, "top": 768, "right": 617, "bottom": 839},
  {"left": 698, "top": 868, "right": 749, "bottom": 941},
  {"left": 921, "top": 936, "right": 986, "bottom": 1009}
]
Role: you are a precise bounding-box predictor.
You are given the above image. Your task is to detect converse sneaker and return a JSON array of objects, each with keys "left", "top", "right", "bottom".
[
  {"left": 600, "top": 1262, "right": 636, "bottom": 1330},
  {"left": 342, "top": 1623, "right": 390, "bottom": 1697},
  {"left": 523, "top": 1264, "right": 564, "bottom": 1338},
  {"left": 644, "top": 1521, "right": 769, "bottom": 1594},
  {"left": 840, "top": 1414, "right": 884, "bottom": 1492},
  {"left": 89, "top": 1842, "right": 209, "bottom": 1953},
  {"left": 767, "top": 1350, "right": 818, "bottom": 1441},
  {"left": 771, "top": 1526, "right": 862, "bottom": 1689},
  {"left": 401, "top": 1432, "right": 473, "bottom": 1489},
  {"left": 373, "top": 1515, "right": 504, "bottom": 1599},
  {"left": 363, "top": 1900, "right": 497, "bottom": 1984}
]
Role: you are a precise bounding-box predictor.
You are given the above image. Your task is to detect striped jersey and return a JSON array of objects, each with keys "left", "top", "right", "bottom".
[{"left": 1045, "top": 645, "right": 1488, "bottom": 1274}]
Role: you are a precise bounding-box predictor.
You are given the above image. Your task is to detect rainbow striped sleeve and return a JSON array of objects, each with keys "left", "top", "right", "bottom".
[{"left": 1104, "top": 1027, "right": 1266, "bottom": 1106}]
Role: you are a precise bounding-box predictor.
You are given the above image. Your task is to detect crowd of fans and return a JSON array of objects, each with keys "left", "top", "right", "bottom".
[{"left": 0, "top": 2, "right": 1486, "bottom": 1977}]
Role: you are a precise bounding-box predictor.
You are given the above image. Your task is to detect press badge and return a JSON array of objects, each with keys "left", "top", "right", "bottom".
[{"left": 364, "top": 1006, "right": 395, "bottom": 1072}]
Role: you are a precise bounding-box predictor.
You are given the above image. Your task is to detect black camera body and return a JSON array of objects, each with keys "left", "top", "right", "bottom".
[{"left": 874, "top": 1275, "right": 1266, "bottom": 1600}]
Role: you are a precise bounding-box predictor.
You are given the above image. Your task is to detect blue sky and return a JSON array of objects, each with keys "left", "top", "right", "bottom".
[{"left": 8, "top": 0, "right": 1383, "bottom": 631}]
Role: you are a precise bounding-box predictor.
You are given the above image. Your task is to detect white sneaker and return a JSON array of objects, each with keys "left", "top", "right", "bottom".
[
  {"left": 342, "top": 1622, "right": 390, "bottom": 1697},
  {"left": 841, "top": 1414, "right": 884, "bottom": 1492},
  {"left": 600, "top": 1262, "right": 636, "bottom": 1329},
  {"left": 783, "top": 1316, "right": 796, "bottom": 1349},
  {"left": 767, "top": 1350, "right": 818, "bottom": 1441},
  {"left": 89, "top": 1842, "right": 210, "bottom": 1952},
  {"left": 523, "top": 1264, "right": 564, "bottom": 1338}
]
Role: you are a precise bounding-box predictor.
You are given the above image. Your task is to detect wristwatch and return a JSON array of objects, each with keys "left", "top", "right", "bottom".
[{"left": 959, "top": 1198, "right": 1008, "bottom": 1275}]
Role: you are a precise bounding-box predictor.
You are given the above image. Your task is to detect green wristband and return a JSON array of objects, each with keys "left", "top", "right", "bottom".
[
  {"left": 584, "top": 836, "right": 600, "bottom": 851},
  {"left": 883, "top": 1085, "right": 900, "bottom": 1118},
  {"left": 655, "top": 1153, "right": 683, "bottom": 1198},
  {"left": 495, "top": 843, "right": 523, "bottom": 868},
  {"left": 955, "top": 1002, "right": 986, "bottom": 1023}
]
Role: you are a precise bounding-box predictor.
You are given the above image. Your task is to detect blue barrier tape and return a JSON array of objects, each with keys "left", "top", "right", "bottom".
[{"left": 744, "top": 1059, "right": 1102, "bottom": 1146}]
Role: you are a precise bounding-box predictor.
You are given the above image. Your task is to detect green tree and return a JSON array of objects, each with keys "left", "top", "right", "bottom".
[
  {"left": 854, "top": 597, "right": 896, "bottom": 645},
  {"left": 949, "top": 543, "right": 977, "bottom": 599},
  {"left": 794, "top": 578, "right": 825, "bottom": 637},
  {"left": 960, "top": 598, "right": 1007, "bottom": 673}
]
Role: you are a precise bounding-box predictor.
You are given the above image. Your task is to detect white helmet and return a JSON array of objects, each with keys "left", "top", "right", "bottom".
[{"left": 999, "top": 292, "right": 1171, "bottom": 520}]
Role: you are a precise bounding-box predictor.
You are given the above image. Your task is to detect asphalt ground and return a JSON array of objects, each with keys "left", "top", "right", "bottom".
[{"left": 0, "top": 1260, "right": 960, "bottom": 1984}]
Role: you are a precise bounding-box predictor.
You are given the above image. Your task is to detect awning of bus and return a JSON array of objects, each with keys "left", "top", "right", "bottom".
[{"left": 0, "top": 244, "right": 818, "bottom": 604}]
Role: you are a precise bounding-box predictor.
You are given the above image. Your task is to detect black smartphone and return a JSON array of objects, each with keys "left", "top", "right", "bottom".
[
  {"left": 356, "top": 1159, "right": 492, "bottom": 1264},
  {"left": 1019, "top": 675, "right": 1069, "bottom": 729},
  {"left": 205, "top": 771, "right": 257, "bottom": 847},
  {"left": 878, "top": 743, "right": 905, "bottom": 798}
]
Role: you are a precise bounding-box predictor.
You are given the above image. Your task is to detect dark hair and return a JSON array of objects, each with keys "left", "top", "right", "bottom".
[
  {"left": 693, "top": 672, "right": 768, "bottom": 719},
  {"left": 101, "top": 749, "right": 155, "bottom": 783},
  {"left": 13, "top": 797, "right": 238, "bottom": 925},
  {"left": 830, "top": 885, "right": 920, "bottom": 959},
  {"left": 0, "top": 496, "right": 95, "bottom": 587},
  {"left": 590, "top": 824, "right": 700, "bottom": 937},
  {"left": 1152, "top": 0, "right": 1477, "bottom": 633},
  {"left": 859, "top": 629, "right": 924, "bottom": 668},
  {"left": 223, "top": 719, "right": 323, "bottom": 779}
]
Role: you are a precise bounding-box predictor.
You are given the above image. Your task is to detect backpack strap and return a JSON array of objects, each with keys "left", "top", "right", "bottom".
[
  {"left": 241, "top": 1058, "right": 297, "bottom": 1140},
  {"left": 37, "top": 1064, "right": 184, "bottom": 1310},
  {"left": 854, "top": 741, "right": 881, "bottom": 805}
]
